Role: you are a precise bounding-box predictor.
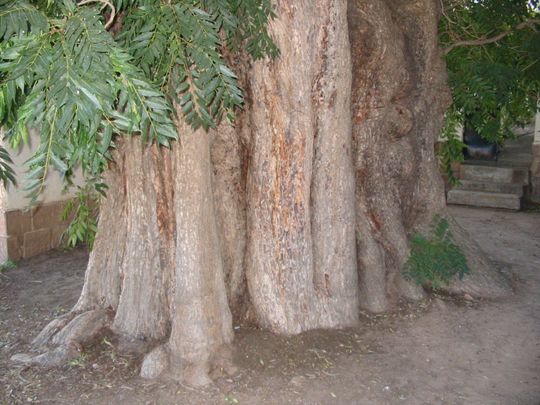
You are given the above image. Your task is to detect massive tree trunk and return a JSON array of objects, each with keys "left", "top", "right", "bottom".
[
  {"left": 14, "top": 0, "right": 511, "bottom": 385},
  {"left": 349, "top": 0, "right": 510, "bottom": 311},
  {"left": 245, "top": 0, "right": 358, "bottom": 334}
]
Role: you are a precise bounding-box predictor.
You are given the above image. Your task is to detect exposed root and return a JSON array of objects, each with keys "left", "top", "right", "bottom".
[
  {"left": 397, "top": 276, "right": 426, "bottom": 301},
  {"left": 31, "top": 313, "right": 75, "bottom": 348},
  {"left": 11, "top": 345, "right": 80, "bottom": 367},
  {"left": 51, "top": 310, "right": 112, "bottom": 346},
  {"left": 442, "top": 264, "right": 513, "bottom": 299},
  {"left": 12, "top": 309, "right": 112, "bottom": 367},
  {"left": 209, "top": 345, "right": 238, "bottom": 379},
  {"left": 140, "top": 345, "right": 169, "bottom": 379}
]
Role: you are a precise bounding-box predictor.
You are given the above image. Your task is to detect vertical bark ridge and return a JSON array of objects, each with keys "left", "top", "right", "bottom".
[
  {"left": 112, "top": 139, "right": 171, "bottom": 341},
  {"left": 73, "top": 148, "right": 126, "bottom": 312},
  {"left": 211, "top": 122, "right": 249, "bottom": 322},
  {"left": 389, "top": 0, "right": 450, "bottom": 226},
  {"left": 310, "top": 0, "right": 359, "bottom": 327},
  {"left": 167, "top": 121, "right": 234, "bottom": 385},
  {"left": 152, "top": 144, "right": 176, "bottom": 312},
  {"left": 246, "top": 0, "right": 358, "bottom": 334},
  {"left": 246, "top": 1, "right": 316, "bottom": 334}
]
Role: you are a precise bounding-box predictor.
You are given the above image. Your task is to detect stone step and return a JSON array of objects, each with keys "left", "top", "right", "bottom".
[
  {"left": 496, "top": 157, "right": 533, "bottom": 167},
  {"left": 460, "top": 164, "right": 529, "bottom": 185},
  {"left": 455, "top": 180, "right": 524, "bottom": 196},
  {"left": 447, "top": 189, "right": 521, "bottom": 210}
]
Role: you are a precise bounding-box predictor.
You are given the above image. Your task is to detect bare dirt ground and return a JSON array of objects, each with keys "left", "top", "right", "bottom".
[{"left": 1, "top": 206, "right": 539, "bottom": 405}]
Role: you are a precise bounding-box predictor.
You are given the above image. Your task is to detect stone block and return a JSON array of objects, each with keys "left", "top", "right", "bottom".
[
  {"left": 5, "top": 209, "right": 32, "bottom": 242},
  {"left": 455, "top": 180, "right": 524, "bottom": 196},
  {"left": 7, "top": 235, "right": 21, "bottom": 261},
  {"left": 0, "top": 236, "right": 8, "bottom": 262},
  {"left": 447, "top": 189, "right": 521, "bottom": 210},
  {"left": 460, "top": 165, "right": 528, "bottom": 185},
  {"left": 32, "top": 201, "right": 68, "bottom": 230},
  {"left": 23, "top": 228, "right": 52, "bottom": 258},
  {"left": 530, "top": 177, "right": 540, "bottom": 204}
]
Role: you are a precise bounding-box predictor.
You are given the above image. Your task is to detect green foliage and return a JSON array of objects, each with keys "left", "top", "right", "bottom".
[
  {"left": 403, "top": 216, "right": 469, "bottom": 289},
  {"left": 439, "top": 108, "right": 465, "bottom": 185},
  {"left": 0, "top": 144, "right": 15, "bottom": 185},
  {"left": 0, "top": 259, "right": 16, "bottom": 283},
  {"left": 0, "top": 0, "right": 277, "bottom": 202},
  {"left": 0, "top": 259, "right": 16, "bottom": 273},
  {"left": 60, "top": 182, "right": 103, "bottom": 249},
  {"left": 440, "top": 0, "right": 540, "bottom": 156},
  {"left": 0, "top": 1, "right": 176, "bottom": 202},
  {"left": 0, "top": 0, "right": 277, "bottom": 243}
]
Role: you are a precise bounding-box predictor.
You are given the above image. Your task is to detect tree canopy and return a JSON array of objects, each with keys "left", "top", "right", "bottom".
[
  {"left": 439, "top": 0, "right": 540, "bottom": 179},
  {"left": 2, "top": 0, "right": 539, "bottom": 195},
  {"left": 0, "top": 0, "right": 276, "bottom": 200}
]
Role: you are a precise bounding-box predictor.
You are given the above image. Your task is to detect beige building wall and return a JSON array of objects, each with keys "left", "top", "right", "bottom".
[{"left": 0, "top": 132, "right": 86, "bottom": 261}]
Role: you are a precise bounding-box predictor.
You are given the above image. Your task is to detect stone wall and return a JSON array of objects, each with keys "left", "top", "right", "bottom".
[{"left": 0, "top": 200, "right": 72, "bottom": 261}]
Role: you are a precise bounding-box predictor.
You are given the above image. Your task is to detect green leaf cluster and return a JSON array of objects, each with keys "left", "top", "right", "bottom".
[
  {"left": 117, "top": 0, "right": 277, "bottom": 129},
  {"left": 440, "top": 0, "right": 540, "bottom": 158},
  {"left": 0, "top": 0, "right": 277, "bottom": 203},
  {"left": 60, "top": 181, "right": 103, "bottom": 249},
  {"left": 403, "top": 216, "right": 469, "bottom": 290},
  {"left": 439, "top": 108, "right": 465, "bottom": 185}
]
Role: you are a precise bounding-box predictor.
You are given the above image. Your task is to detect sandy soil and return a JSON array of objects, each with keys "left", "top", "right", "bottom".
[{"left": 1, "top": 206, "right": 539, "bottom": 405}]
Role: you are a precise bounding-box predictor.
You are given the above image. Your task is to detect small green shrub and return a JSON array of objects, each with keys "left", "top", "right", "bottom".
[
  {"left": 0, "top": 259, "right": 16, "bottom": 273},
  {"left": 403, "top": 216, "right": 469, "bottom": 289}
]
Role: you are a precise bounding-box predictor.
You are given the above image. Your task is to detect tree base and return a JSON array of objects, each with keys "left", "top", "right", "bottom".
[
  {"left": 11, "top": 307, "right": 238, "bottom": 387},
  {"left": 140, "top": 343, "right": 237, "bottom": 386}
]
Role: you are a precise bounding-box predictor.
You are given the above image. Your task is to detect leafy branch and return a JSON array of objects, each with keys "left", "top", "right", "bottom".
[
  {"left": 437, "top": 0, "right": 540, "bottom": 177},
  {"left": 0, "top": 0, "right": 278, "bottom": 237},
  {"left": 444, "top": 18, "right": 540, "bottom": 55}
]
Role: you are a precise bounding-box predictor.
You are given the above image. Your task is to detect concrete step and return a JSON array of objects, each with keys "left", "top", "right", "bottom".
[
  {"left": 447, "top": 189, "right": 521, "bottom": 210},
  {"left": 460, "top": 164, "right": 529, "bottom": 185},
  {"left": 455, "top": 180, "right": 524, "bottom": 196},
  {"left": 496, "top": 156, "right": 533, "bottom": 167}
]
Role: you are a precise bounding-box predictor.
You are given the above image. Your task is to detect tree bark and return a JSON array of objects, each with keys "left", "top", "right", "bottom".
[
  {"left": 13, "top": 0, "right": 511, "bottom": 385},
  {"left": 349, "top": 0, "right": 510, "bottom": 312},
  {"left": 245, "top": 0, "right": 358, "bottom": 334}
]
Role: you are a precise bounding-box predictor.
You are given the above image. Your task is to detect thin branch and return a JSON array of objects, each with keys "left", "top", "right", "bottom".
[
  {"left": 440, "top": 0, "right": 457, "bottom": 25},
  {"left": 77, "top": 0, "right": 116, "bottom": 29},
  {"left": 444, "top": 19, "right": 540, "bottom": 55}
]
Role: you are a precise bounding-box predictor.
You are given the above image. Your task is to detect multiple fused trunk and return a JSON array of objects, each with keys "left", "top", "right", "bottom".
[{"left": 16, "top": 0, "right": 510, "bottom": 384}]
